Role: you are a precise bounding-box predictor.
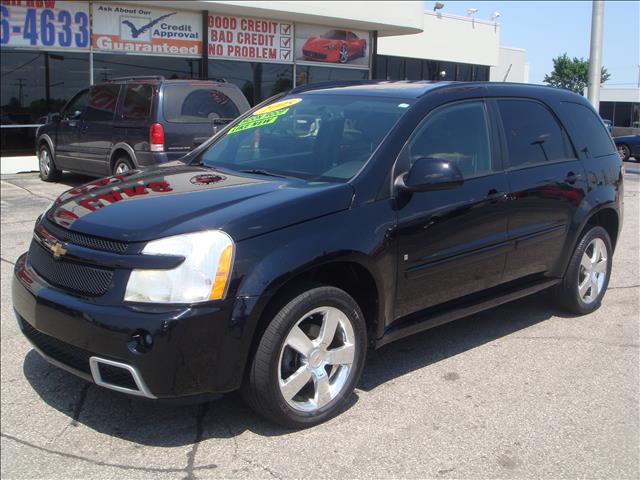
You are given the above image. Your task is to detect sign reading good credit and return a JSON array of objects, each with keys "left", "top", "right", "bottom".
[
  {"left": 92, "top": 3, "right": 202, "bottom": 57},
  {"left": 208, "top": 14, "right": 292, "bottom": 63},
  {"left": 0, "top": 1, "right": 90, "bottom": 50}
]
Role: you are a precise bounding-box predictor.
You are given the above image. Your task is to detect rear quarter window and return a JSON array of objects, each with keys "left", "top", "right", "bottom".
[
  {"left": 83, "top": 85, "right": 120, "bottom": 122},
  {"left": 163, "top": 84, "right": 243, "bottom": 123},
  {"left": 559, "top": 102, "right": 616, "bottom": 158}
]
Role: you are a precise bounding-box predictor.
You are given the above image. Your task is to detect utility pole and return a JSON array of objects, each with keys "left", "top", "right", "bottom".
[{"left": 586, "top": 0, "right": 604, "bottom": 109}]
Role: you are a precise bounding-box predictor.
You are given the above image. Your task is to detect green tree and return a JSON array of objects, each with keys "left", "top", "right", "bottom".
[{"left": 543, "top": 53, "right": 611, "bottom": 94}]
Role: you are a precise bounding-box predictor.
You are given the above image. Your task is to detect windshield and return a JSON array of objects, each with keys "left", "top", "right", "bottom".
[
  {"left": 163, "top": 84, "right": 245, "bottom": 123},
  {"left": 323, "top": 30, "right": 345, "bottom": 40},
  {"left": 196, "top": 94, "right": 412, "bottom": 182}
]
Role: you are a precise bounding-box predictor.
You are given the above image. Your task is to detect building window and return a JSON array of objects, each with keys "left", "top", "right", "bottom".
[
  {"left": 613, "top": 102, "right": 632, "bottom": 128},
  {"left": 208, "top": 60, "right": 292, "bottom": 106},
  {"left": 296, "top": 66, "right": 368, "bottom": 86},
  {"left": 373, "top": 55, "right": 489, "bottom": 82},
  {"left": 1, "top": 50, "right": 90, "bottom": 154},
  {"left": 93, "top": 54, "right": 201, "bottom": 83}
]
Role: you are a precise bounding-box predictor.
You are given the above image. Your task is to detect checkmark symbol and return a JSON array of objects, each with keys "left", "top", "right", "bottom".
[
  {"left": 281, "top": 24, "right": 291, "bottom": 35},
  {"left": 281, "top": 50, "right": 291, "bottom": 60},
  {"left": 281, "top": 37, "right": 291, "bottom": 48}
]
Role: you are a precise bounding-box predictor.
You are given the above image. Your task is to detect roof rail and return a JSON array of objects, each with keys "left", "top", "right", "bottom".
[
  {"left": 107, "top": 75, "right": 165, "bottom": 82},
  {"left": 289, "top": 80, "right": 376, "bottom": 94},
  {"left": 205, "top": 77, "right": 228, "bottom": 83}
]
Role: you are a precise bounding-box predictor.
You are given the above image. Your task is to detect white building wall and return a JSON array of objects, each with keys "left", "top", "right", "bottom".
[
  {"left": 490, "top": 46, "right": 528, "bottom": 83},
  {"left": 377, "top": 12, "right": 500, "bottom": 66},
  {"left": 151, "top": 0, "right": 425, "bottom": 36}
]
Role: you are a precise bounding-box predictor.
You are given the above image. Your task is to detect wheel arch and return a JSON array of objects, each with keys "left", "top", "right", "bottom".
[
  {"left": 37, "top": 134, "right": 55, "bottom": 157},
  {"left": 109, "top": 143, "right": 137, "bottom": 171}
]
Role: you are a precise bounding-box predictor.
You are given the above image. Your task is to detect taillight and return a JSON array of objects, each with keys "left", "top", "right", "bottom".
[{"left": 150, "top": 123, "right": 164, "bottom": 152}]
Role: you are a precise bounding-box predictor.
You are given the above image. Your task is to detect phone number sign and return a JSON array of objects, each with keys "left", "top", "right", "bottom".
[{"left": 0, "top": 1, "right": 89, "bottom": 50}]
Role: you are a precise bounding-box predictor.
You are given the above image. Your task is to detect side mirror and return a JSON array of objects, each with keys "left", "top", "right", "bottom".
[
  {"left": 49, "top": 112, "right": 60, "bottom": 123},
  {"left": 395, "top": 157, "right": 464, "bottom": 192}
]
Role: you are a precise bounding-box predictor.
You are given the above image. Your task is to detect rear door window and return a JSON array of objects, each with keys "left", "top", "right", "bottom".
[
  {"left": 121, "top": 84, "right": 153, "bottom": 121},
  {"left": 497, "top": 99, "right": 575, "bottom": 168},
  {"left": 163, "top": 84, "right": 242, "bottom": 123},
  {"left": 83, "top": 85, "right": 120, "bottom": 122},
  {"left": 559, "top": 102, "right": 616, "bottom": 158}
]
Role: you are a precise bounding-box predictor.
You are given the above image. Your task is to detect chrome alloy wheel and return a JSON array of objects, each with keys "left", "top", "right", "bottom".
[
  {"left": 278, "top": 306, "right": 356, "bottom": 412},
  {"left": 578, "top": 238, "right": 608, "bottom": 304},
  {"left": 115, "top": 162, "right": 130, "bottom": 174},
  {"left": 338, "top": 44, "right": 349, "bottom": 63},
  {"left": 39, "top": 148, "right": 50, "bottom": 176}
]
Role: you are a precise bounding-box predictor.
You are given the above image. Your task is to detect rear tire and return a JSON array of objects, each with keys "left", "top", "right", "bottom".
[
  {"left": 38, "top": 144, "right": 61, "bottom": 182},
  {"left": 241, "top": 285, "right": 367, "bottom": 428},
  {"left": 112, "top": 156, "right": 134, "bottom": 175},
  {"left": 617, "top": 144, "right": 630, "bottom": 162},
  {"left": 552, "top": 225, "right": 612, "bottom": 315}
]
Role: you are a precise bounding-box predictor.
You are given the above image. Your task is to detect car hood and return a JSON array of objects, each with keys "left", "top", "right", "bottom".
[
  {"left": 304, "top": 37, "right": 338, "bottom": 49},
  {"left": 614, "top": 135, "right": 639, "bottom": 142},
  {"left": 46, "top": 165, "right": 354, "bottom": 243}
]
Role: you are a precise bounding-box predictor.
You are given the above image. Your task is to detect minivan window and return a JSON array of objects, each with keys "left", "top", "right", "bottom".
[
  {"left": 122, "top": 84, "right": 153, "bottom": 121},
  {"left": 498, "top": 99, "right": 575, "bottom": 168},
  {"left": 197, "top": 94, "right": 412, "bottom": 182},
  {"left": 163, "top": 85, "right": 241, "bottom": 123},
  {"left": 409, "top": 101, "right": 492, "bottom": 179},
  {"left": 62, "top": 90, "right": 88, "bottom": 120},
  {"left": 560, "top": 102, "right": 615, "bottom": 158},
  {"left": 83, "top": 85, "right": 120, "bottom": 122}
]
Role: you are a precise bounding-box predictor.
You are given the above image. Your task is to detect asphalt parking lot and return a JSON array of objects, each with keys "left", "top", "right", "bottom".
[{"left": 1, "top": 166, "right": 639, "bottom": 479}]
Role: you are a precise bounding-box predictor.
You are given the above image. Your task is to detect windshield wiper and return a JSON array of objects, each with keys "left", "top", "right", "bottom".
[{"left": 238, "top": 169, "right": 290, "bottom": 179}]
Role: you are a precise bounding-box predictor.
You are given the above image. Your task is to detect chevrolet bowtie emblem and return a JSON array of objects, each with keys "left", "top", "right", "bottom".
[{"left": 50, "top": 242, "right": 68, "bottom": 259}]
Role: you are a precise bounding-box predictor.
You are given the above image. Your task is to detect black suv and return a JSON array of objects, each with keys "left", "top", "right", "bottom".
[
  {"left": 35, "top": 77, "right": 250, "bottom": 181},
  {"left": 14, "top": 81, "right": 623, "bottom": 428}
]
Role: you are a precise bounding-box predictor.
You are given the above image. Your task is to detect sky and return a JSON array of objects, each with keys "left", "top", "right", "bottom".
[{"left": 423, "top": 1, "right": 640, "bottom": 86}]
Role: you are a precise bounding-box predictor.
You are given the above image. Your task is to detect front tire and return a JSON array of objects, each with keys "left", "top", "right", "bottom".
[
  {"left": 552, "top": 226, "right": 612, "bottom": 315},
  {"left": 242, "top": 285, "right": 367, "bottom": 428},
  {"left": 338, "top": 44, "right": 349, "bottom": 64},
  {"left": 38, "top": 144, "right": 61, "bottom": 182}
]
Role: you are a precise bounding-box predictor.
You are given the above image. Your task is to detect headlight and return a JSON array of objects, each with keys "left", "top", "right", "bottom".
[{"left": 124, "top": 230, "right": 234, "bottom": 304}]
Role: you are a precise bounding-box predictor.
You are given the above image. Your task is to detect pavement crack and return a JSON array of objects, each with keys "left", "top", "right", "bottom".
[
  {"left": 1, "top": 180, "right": 55, "bottom": 202},
  {"left": 71, "top": 383, "right": 91, "bottom": 427},
  {"left": 224, "top": 419, "right": 281, "bottom": 479},
  {"left": 1, "top": 432, "right": 193, "bottom": 473},
  {"left": 608, "top": 284, "right": 640, "bottom": 290},
  {"left": 183, "top": 403, "right": 209, "bottom": 480},
  {"left": 1, "top": 257, "right": 16, "bottom": 266}
]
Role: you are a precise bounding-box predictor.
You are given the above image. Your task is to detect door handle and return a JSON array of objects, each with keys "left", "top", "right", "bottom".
[
  {"left": 486, "top": 189, "right": 508, "bottom": 203},
  {"left": 565, "top": 171, "right": 581, "bottom": 184}
]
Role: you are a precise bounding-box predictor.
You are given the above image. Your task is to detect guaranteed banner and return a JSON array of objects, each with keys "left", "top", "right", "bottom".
[
  {"left": 92, "top": 3, "right": 202, "bottom": 57},
  {"left": 0, "top": 0, "right": 89, "bottom": 50},
  {"left": 208, "top": 14, "right": 293, "bottom": 63}
]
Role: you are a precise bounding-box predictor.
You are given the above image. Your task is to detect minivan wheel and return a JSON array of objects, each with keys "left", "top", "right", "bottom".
[
  {"left": 241, "top": 285, "right": 367, "bottom": 428},
  {"left": 552, "top": 226, "right": 612, "bottom": 315},
  {"left": 38, "top": 144, "right": 61, "bottom": 182},
  {"left": 617, "top": 144, "right": 630, "bottom": 162},
  {"left": 112, "top": 156, "right": 134, "bottom": 175}
]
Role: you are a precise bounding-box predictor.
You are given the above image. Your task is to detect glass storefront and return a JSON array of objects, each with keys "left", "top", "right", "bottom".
[
  {"left": 93, "top": 54, "right": 201, "bottom": 82},
  {"left": 295, "top": 66, "right": 369, "bottom": 86},
  {"left": 207, "top": 60, "right": 293, "bottom": 106},
  {"left": 1, "top": 50, "right": 90, "bottom": 154},
  {"left": 600, "top": 101, "right": 640, "bottom": 128},
  {"left": 374, "top": 54, "right": 490, "bottom": 82}
]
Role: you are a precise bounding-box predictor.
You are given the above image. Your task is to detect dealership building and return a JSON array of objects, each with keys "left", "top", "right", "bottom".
[{"left": 0, "top": 0, "right": 527, "bottom": 171}]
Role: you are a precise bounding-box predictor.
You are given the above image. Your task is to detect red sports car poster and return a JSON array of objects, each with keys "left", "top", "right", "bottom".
[{"left": 295, "top": 24, "right": 370, "bottom": 67}]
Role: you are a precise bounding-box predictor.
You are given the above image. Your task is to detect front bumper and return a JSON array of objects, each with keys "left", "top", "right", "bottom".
[{"left": 12, "top": 253, "right": 259, "bottom": 399}]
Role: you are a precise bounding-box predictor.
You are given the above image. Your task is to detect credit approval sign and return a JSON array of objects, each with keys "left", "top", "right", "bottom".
[
  {"left": 92, "top": 3, "right": 202, "bottom": 57},
  {"left": 208, "top": 14, "right": 293, "bottom": 63}
]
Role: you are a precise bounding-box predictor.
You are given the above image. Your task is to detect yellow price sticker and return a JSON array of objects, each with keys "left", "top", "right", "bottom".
[{"left": 253, "top": 98, "right": 302, "bottom": 115}]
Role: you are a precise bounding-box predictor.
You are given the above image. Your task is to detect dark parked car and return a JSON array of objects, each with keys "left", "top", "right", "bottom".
[
  {"left": 613, "top": 134, "right": 640, "bottom": 162},
  {"left": 14, "top": 81, "right": 623, "bottom": 428},
  {"left": 35, "top": 76, "right": 250, "bottom": 181}
]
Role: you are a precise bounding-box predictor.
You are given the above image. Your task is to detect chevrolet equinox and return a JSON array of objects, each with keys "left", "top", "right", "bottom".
[{"left": 13, "top": 81, "right": 623, "bottom": 428}]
